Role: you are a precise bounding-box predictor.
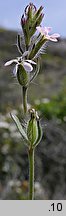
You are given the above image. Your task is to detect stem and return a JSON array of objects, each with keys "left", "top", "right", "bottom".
[
  {"left": 22, "top": 86, "right": 28, "bottom": 114},
  {"left": 29, "top": 147, "right": 34, "bottom": 200}
]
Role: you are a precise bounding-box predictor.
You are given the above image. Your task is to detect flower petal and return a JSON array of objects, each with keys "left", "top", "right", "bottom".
[
  {"left": 36, "top": 26, "right": 60, "bottom": 42},
  {"left": 4, "top": 59, "right": 18, "bottom": 66},
  {"left": 51, "top": 33, "right": 60, "bottom": 38},
  {"left": 45, "top": 35, "right": 57, "bottom": 42},
  {"left": 44, "top": 27, "right": 52, "bottom": 34},
  {"left": 36, "top": 26, "right": 44, "bottom": 35},
  {"left": 49, "top": 37, "right": 58, "bottom": 42},
  {"left": 49, "top": 34, "right": 60, "bottom": 42},
  {"left": 26, "top": 60, "right": 36, "bottom": 65},
  {"left": 13, "top": 64, "right": 18, "bottom": 76},
  {"left": 36, "top": 26, "right": 52, "bottom": 36},
  {"left": 23, "top": 62, "right": 33, "bottom": 72}
]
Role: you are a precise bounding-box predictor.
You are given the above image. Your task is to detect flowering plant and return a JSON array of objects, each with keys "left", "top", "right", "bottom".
[{"left": 5, "top": 3, "right": 60, "bottom": 200}]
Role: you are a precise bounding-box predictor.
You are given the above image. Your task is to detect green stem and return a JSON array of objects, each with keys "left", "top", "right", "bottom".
[
  {"left": 29, "top": 147, "right": 34, "bottom": 200},
  {"left": 22, "top": 86, "right": 28, "bottom": 114}
]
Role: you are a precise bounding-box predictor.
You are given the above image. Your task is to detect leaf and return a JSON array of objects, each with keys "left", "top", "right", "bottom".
[{"left": 11, "top": 113, "right": 28, "bottom": 142}]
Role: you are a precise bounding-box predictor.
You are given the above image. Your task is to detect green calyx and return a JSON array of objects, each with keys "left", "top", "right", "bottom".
[
  {"left": 17, "top": 63, "right": 29, "bottom": 87},
  {"left": 27, "top": 109, "right": 38, "bottom": 146},
  {"left": 29, "top": 36, "right": 47, "bottom": 59},
  {"left": 27, "top": 108, "right": 42, "bottom": 147},
  {"left": 29, "top": 13, "right": 44, "bottom": 38},
  {"left": 33, "top": 118, "right": 42, "bottom": 147},
  {"left": 17, "top": 34, "right": 23, "bottom": 54}
]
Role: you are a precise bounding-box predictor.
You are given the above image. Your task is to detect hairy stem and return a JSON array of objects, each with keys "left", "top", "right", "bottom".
[
  {"left": 22, "top": 86, "right": 28, "bottom": 114},
  {"left": 29, "top": 147, "right": 34, "bottom": 200}
]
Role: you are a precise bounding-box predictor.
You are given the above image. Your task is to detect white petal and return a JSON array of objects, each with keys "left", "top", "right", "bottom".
[
  {"left": 36, "top": 26, "right": 52, "bottom": 36},
  {"left": 26, "top": 60, "right": 36, "bottom": 65},
  {"left": 13, "top": 64, "right": 18, "bottom": 76},
  {"left": 45, "top": 35, "right": 58, "bottom": 42},
  {"left": 44, "top": 27, "right": 52, "bottom": 34},
  {"left": 50, "top": 37, "right": 58, "bottom": 42},
  {"left": 23, "top": 62, "right": 33, "bottom": 72},
  {"left": 36, "top": 26, "right": 44, "bottom": 35},
  {"left": 51, "top": 33, "right": 60, "bottom": 38},
  {"left": 4, "top": 59, "right": 18, "bottom": 66}
]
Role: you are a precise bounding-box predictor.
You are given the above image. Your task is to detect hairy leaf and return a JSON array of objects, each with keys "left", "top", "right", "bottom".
[{"left": 11, "top": 113, "right": 28, "bottom": 142}]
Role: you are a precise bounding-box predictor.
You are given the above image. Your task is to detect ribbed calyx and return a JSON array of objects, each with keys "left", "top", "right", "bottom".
[
  {"left": 17, "top": 64, "right": 29, "bottom": 87},
  {"left": 27, "top": 108, "right": 42, "bottom": 147}
]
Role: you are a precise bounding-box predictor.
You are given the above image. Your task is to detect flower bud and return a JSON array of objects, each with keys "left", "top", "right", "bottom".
[
  {"left": 27, "top": 109, "right": 38, "bottom": 145},
  {"left": 17, "top": 64, "right": 29, "bottom": 87},
  {"left": 33, "top": 5, "right": 44, "bottom": 21},
  {"left": 30, "top": 13, "right": 44, "bottom": 37},
  {"left": 25, "top": 3, "right": 37, "bottom": 17}
]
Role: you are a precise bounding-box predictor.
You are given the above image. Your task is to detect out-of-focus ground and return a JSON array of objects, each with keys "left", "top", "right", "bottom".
[{"left": 0, "top": 28, "right": 66, "bottom": 199}]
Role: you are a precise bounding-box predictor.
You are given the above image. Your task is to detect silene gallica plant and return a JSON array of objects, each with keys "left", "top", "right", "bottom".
[{"left": 5, "top": 3, "right": 60, "bottom": 200}]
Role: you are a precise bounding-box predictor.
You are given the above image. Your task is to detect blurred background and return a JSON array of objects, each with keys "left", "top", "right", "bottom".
[{"left": 0, "top": 0, "right": 66, "bottom": 199}]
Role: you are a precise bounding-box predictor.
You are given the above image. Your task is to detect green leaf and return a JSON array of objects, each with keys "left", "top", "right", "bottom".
[{"left": 11, "top": 113, "right": 28, "bottom": 142}]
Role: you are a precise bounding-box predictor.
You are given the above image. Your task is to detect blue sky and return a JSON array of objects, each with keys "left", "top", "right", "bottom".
[{"left": 0, "top": 0, "right": 66, "bottom": 37}]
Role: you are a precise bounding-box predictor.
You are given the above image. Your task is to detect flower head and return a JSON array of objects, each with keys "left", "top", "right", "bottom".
[
  {"left": 36, "top": 26, "right": 60, "bottom": 42},
  {"left": 5, "top": 54, "right": 36, "bottom": 75},
  {"left": 5, "top": 53, "right": 36, "bottom": 86}
]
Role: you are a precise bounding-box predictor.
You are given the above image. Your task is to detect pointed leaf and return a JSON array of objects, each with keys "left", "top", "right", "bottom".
[{"left": 11, "top": 113, "right": 28, "bottom": 142}]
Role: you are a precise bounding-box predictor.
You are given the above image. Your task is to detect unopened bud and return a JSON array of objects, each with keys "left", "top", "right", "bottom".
[
  {"left": 21, "top": 14, "right": 27, "bottom": 27},
  {"left": 25, "top": 3, "right": 37, "bottom": 16},
  {"left": 27, "top": 109, "right": 38, "bottom": 145}
]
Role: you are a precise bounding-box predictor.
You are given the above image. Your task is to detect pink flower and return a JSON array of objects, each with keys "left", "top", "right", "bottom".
[{"left": 36, "top": 26, "right": 60, "bottom": 42}]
